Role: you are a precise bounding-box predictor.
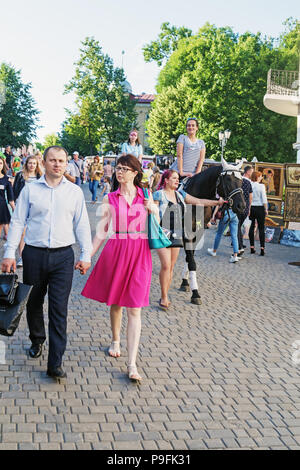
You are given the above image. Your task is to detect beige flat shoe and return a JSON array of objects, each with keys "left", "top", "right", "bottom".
[
  {"left": 127, "top": 365, "right": 142, "bottom": 384},
  {"left": 108, "top": 341, "right": 121, "bottom": 358}
]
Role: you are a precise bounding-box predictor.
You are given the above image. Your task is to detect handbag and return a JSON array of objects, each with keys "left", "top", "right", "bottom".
[
  {"left": 0, "top": 273, "right": 19, "bottom": 304},
  {"left": 0, "top": 278, "right": 33, "bottom": 337},
  {"left": 142, "top": 188, "right": 172, "bottom": 249}
]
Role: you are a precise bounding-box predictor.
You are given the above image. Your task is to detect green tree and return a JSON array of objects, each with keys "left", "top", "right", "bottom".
[
  {"left": 143, "top": 22, "right": 192, "bottom": 66},
  {"left": 64, "top": 37, "right": 137, "bottom": 153},
  {"left": 43, "top": 133, "right": 60, "bottom": 149},
  {"left": 147, "top": 22, "right": 298, "bottom": 163},
  {"left": 59, "top": 110, "right": 96, "bottom": 156},
  {"left": 34, "top": 142, "right": 44, "bottom": 151},
  {"left": 279, "top": 17, "right": 299, "bottom": 66},
  {"left": 0, "top": 63, "right": 39, "bottom": 148},
  {"left": 146, "top": 77, "right": 194, "bottom": 154}
]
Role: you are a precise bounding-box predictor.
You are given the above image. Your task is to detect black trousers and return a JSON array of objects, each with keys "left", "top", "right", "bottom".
[
  {"left": 249, "top": 206, "right": 266, "bottom": 248},
  {"left": 237, "top": 213, "right": 248, "bottom": 250},
  {"left": 22, "top": 245, "right": 74, "bottom": 369}
]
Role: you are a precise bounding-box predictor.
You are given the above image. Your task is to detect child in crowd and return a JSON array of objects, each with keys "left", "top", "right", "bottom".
[{"left": 100, "top": 176, "right": 111, "bottom": 197}]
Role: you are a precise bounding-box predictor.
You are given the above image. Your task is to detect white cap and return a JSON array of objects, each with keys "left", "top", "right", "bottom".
[{"left": 73, "top": 151, "right": 79, "bottom": 155}]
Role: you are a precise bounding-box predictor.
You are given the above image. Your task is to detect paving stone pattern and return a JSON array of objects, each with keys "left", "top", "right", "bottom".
[{"left": 0, "top": 184, "right": 300, "bottom": 450}]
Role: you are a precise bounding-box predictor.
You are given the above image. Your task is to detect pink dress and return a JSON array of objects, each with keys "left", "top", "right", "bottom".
[{"left": 82, "top": 187, "right": 152, "bottom": 308}]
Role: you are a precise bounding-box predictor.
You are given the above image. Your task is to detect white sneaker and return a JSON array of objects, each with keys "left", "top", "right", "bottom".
[
  {"left": 229, "top": 255, "right": 239, "bottom": 263},
  {"left": 207, "top": 248, "right": 217, "bottom": 257}
]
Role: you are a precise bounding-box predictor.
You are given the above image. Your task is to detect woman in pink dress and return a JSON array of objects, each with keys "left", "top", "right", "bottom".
[{"left": 82, "top": 154, "right": 157, "bottom": 383}]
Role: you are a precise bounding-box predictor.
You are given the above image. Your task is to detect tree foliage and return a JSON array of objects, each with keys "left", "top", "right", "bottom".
[
  {"left": 64, "top": 37, "right": 137, "bottom": 154},
  {"left": 59, "top": 111, "right": 96, "bottom": 156},
  {"left": 0, "top": 63, "right": 39, "bottom": 148},
  {"left": 279, "top": 17, "right": 300, "bottom": 63},
  {"left": 43, "top": 133, "right": 60, "bottom": 149},
  {"left": 147, "top": 21, "right": 299, "bottom": 163},
  {"left": 143, "top": 22, "right": 192, "bottom": 66}
]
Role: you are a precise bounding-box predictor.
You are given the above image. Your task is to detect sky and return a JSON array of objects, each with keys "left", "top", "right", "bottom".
[{"left": 1, "top": 0, "right": 299, "bottom": 142}]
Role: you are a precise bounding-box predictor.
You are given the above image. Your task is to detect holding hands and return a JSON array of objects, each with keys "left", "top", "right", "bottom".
[{"left": 75, "top": 261, "right": 91, "bottom": 275}]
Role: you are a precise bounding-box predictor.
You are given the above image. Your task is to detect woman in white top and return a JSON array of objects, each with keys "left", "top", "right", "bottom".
[
  {"left": 249, "top": 171, "right": 268, "bottom": 256},
  {"left": 172, "top": 118, "right": 205, "bottom": 179},
  {"left": 121, "top": 129, "right": 143, "bottom": 163}
]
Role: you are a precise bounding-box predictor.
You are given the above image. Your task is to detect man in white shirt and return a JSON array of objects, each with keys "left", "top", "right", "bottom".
[
  {"left": 65, "top": 159, "right": 77, "bottom": 183},
  {"left": 68, "top": 151, "right": 84, "bottom": 186},
  {"left": 1, "top": 146, "right": 92, "bottom": 383}
]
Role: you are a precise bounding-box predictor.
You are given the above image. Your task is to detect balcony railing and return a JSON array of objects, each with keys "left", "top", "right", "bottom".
[{"left": 267, "top": 69, "right": 299, "bottom": 96}]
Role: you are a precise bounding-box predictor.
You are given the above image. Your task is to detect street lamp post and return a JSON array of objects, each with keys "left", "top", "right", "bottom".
[{"left": 219, "top": 129, "right": 231, "bottom": 159}]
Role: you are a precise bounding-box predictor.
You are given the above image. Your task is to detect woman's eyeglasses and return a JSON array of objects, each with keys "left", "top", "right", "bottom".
[{"left": 115, "top": 166, "right": 134, "bottom": 173}]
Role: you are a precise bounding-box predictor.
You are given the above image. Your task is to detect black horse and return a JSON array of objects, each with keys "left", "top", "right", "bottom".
[{"left": 180, "top": 160, "right": 246, "bottom": 304}]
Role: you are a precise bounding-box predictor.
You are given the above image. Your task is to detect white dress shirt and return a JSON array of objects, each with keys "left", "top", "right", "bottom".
[
  {"left": 251, "top": 181, "right": 268, "bottom": 206},
  {"left": 4, "top": 175, "right": 92, "bottom": 262}
]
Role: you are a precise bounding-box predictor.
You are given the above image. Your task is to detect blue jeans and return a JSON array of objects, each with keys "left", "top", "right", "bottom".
[
  {"left": 89, "top": 180, "right": 98, "bottom": 201},
  {"left": 213, "top": 209, "right": 239, "bottom": 254}
]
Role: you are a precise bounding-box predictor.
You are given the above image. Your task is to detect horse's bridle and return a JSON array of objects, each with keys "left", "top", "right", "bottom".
[
  {"left": 216, "top": 170, "right": 243, "bottom": 209},
  {"left": 181, "top": 169, "right": 243, "bottom": 209}
]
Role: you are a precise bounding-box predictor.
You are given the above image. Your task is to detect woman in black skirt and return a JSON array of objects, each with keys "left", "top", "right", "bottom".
[{"left": 0, "top": 158, "right": 15, "bottom": 240}]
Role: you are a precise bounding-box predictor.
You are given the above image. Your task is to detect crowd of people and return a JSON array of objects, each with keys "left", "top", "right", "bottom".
[{"left": 0, "top": 118, "right": 268, "bottom": 384}]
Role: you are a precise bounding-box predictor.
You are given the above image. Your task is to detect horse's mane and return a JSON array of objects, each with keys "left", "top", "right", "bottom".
[{"left": 184, "top": 165, "right": 222, "bottom": 199}]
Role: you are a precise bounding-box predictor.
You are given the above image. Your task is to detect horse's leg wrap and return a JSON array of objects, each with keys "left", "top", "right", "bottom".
[
  {"left": 180, "top": 261, "right": 190, "bottom": 291},
  {"left": 186, "top": 254, "right": 201, "bottom": 304},
  {"left": 189, "top": 271, "right": 198, "bottom": 291},
  {"left": 181, "top": 262, "right": 189, "bottom": 280}
]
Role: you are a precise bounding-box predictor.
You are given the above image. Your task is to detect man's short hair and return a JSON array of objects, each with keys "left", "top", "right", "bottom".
[
  {"left": 43, "top": 146, "right": 68, "bottom": 161},
  {"left": 243, "top": 165, "right": 253, "bottom": 175}
]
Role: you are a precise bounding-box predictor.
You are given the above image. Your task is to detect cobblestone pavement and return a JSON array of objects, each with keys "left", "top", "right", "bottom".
[{"left": 0, "top": 184, "right": 300, "bottom": 450}]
